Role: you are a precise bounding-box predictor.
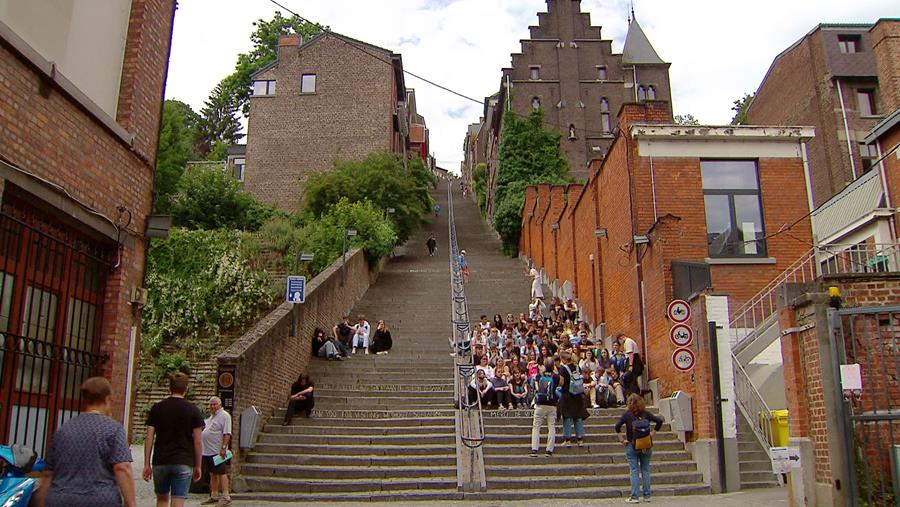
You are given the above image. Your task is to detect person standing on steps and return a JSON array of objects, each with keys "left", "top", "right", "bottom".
[
  {"left": 283, "top": 374, "right": 315, "bottom": 424},
  {"left": 143, "top": 373, "right": 204, "bottom": 507},
  {"left": 527, "top": 265, "right": 544, "bottom": 300},
  {"left": 200, "top": 397, "right": 232, "bottom": 507},
  {"left": 559, "top": 351, "right": 589, "bottom": 447},
  {"left": 434, "top": 203, "right": 441, "bottom": 217},
  {"left": 458, "top": 250, "right": 469, "bottom": 283},
  {"left": 530, "top": 358, "right": 560, "bottom": 457},
  {"left": 426, "top": 234, "right": 437, "bottom": 256},
  {"left": 616, "top": 393, "right": 664, "bottom": 503}
]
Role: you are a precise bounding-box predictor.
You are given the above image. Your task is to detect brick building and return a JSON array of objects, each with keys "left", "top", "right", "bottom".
[
  {"left": 0, "top": 0, "right": 176, "bottom": 452},
  {"left": 243, "top": 33, "right": 412, "bottom": 212},
  {"left": 746, "top": 19, "right": 900, "bottom": 214},
  {"left": 406, "top": 88, "right": 429, "bottom": 162}
]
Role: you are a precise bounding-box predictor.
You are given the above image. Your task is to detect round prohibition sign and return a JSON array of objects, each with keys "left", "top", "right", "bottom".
[
  {"left": 672, "top": 347, "right": 696, "bottom": 372},
  {"left": 666, "top": 299, "right": 691, "bottom": 323},
  {"left": 669, "top": 323, "right": 694, "bottom": 347}
]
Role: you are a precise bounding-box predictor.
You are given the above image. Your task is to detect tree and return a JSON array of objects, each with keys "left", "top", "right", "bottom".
[
  {"left": 303, "top": 151, "right": 435, "bottom": 243},
  {"left": 304, "top": 198, "right": 397, "bottom": 272},
  {"left": 674, "top": 114, "right": 700, "bottom": 126},
  {"left": 494, "top": 109, "right": 569, "bottom": 255},
  {"left": 731, "top": 93, "right": 754, "bottom": 125},
  {"left": 473, "top": 163, "right": 488, "bottom": 216},
  {"left": 170, "top": 165, "right": 278, "bottom": 231},
  {"left": 154, "top": 100, "right": 201, "bottom": 213},
  {"left": 197, "top": 83, "right": 243, "bottom": 159}
]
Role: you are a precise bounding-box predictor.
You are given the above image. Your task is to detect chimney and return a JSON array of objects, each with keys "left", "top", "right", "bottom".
[{"left": 278, "top": 35, "right": 301, "bottom": 60}]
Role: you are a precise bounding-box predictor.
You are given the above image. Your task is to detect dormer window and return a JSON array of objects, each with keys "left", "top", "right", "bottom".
[
  {"left": 252, "top": 80, "right": 276, "bottom": 96},
  {"left": 838, "top": 34, "right": 861, "bottom": 54}
]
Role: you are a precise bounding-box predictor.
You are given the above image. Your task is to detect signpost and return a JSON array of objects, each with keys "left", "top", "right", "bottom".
[
  {"left": 286, "top": 276, "right": 306, "bottom": 304},
  {"left": 669, "top": 323, "right": 694, "bottom": 347},
  {"left": 666, "top": 299, "right": 691, "bottom": 323},
  {"left": 672, "top": 347, "right": 696, "bottom": 372},
  {"left": 770, "top": 447, "right": 801, "bottom": 474}
]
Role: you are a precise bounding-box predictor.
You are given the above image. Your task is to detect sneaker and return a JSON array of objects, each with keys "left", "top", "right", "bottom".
[
  {"left": 529, "top": 450, "right": 539, "bottom": 457},
  {"left": 201, "top": 498, "right": 219, "bottom": 505},
  {"left": 365, "top": 349, "right": 369, "bottom": 355},
  {"left": 643, "top": 497, "right": 651, "bottom": 503},
  {"left": 545, "top": 450, "right": 553, "bottom": 457},
  {"left": 577, "top": 438, "right": 584, "bottom": 447},
  {"left": 218, "top": 498, "right": 232, "bottom": 507},
  {"left": 564, "top": 439, "right": 571, "bottom": 447},
  {"left": 592, "top": 404, "right": 600, "bottom": 409},
  {"left": 352, "top": 349, "right": 356, "bottom": 354},
  {"left": 335, "top": 355, "right": 345, "bottom": 361},
  {"left": 625, "top": 497, "right": 641, "bottom": 504}
]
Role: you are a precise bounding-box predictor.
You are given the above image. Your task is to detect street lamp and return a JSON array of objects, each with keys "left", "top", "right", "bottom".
[
  {"left": 298, "top": 252, "right": 315, "bottom": 262},
  {"left": 341, "top": 229, "right": 358, "bottom": 286}
]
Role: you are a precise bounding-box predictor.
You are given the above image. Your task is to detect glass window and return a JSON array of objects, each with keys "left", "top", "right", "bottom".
[
  {"left": 601, "top": 113, "right": 611, "bottom": 133},
  {"left": 647, "top": 86, "right": 657, "bottom": 100},
  {"left": 857, "top": 90, "right": 876, "bottom": 116},
  {"left": 597, "top": 66, "right": 607, "bottom": 80},
  {"left": 531, "top": 97, "right": 540, "bottom": 110},
  {"left": 637, "top": 86, "right": 646, "bottom": 101},
  {"left": 18, "top": 286, "right": 58, "bottom": 393},
  {"left": 233, "top": 157, "right": 246, "bottom": 181},
  {"left": 530, "top": 67, "right": 540, "bottom": 80},
  {"left": 600, "top": 98, "right": 609, "bottom": 112},
  {"left": 252, "top": 80, "right": 275, "bottom": 96},
  {"left": 701, "top": 160, "right": 767, "bottom": 257},
  {"left": 301, "top": 74, "right": 316, "bottom": 93},
  {"left": 838, "top": 35, "right": 860, "bottom": 54}
]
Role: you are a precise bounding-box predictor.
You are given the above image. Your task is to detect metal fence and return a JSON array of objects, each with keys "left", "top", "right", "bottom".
[{"left": 0, "top": 196, "right": 110, "bottom": 456}]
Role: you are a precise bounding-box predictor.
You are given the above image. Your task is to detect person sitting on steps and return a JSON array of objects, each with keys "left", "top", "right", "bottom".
[
  {"left": 371, "top": 320, "right": 393, "bottom": 355},
  {"left": 352, "top": 314, "right": 370, "bottom": 355},
  {"left": 283, "top": 374, "right": 314, "bottom": 425}
]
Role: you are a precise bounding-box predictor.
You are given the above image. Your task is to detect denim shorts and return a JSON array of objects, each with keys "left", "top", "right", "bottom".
[{"left": 153, "top": 464, "right": 193, "bottom": 498}]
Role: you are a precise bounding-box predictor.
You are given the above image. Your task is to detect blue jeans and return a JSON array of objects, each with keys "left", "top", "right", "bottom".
[
  {"left": 562, "top": 417, "right": 584, "bottom": 440},
  {"left": 625, "top": 443, "right": 652, "bottom": 499},
  {"left": 152, "top": 464, "right": 192, "bottom": 498}
]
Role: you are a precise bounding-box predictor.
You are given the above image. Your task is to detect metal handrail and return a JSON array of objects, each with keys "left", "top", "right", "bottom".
[
  {"left": 447, "top": 181, "right": 487, "bottom": 491},
  {"left": 732, "top": 353, "right": 776, "bottom": 459}
]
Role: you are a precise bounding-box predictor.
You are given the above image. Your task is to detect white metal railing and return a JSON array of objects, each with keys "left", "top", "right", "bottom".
[{"left": 733, "top": 353, "right": 777, "bottom": 458}]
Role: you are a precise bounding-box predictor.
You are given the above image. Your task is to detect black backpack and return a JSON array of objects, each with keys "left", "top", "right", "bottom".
[{"left": 534, "top": 374, "right": 558, "bottom": 404}]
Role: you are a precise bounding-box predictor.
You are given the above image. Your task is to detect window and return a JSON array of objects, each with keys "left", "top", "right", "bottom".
[
  {"left": 838, "top": 34, "right": 861, "bottom": 54},
  {"left": 568, "top": 124, "right": 577, "bottom": 140},
  {"left": 857, "top": 89, "right": 877, "bottom": 116},
  {"left": 597, "top": 66, "right": 607, "bottom": 80},
  {"left": 252, "top": 80, "right": 276, "bottom": 96},
  {"left": 531, "top": 97, "right": 541, "bottom": 110},
  {"left": 530, "top": 67, "right": 540, "bottom": 80},
  {"left": 859, "top": 143, "right": 877, "bottom": 173},
  {"left": 300, "top": 74, "right": 316, "bottom": 93},
  {"left": 637, "top": 86, "right": 646, "bottom": 101},
  {"left": 233, "top": 157, "right": 246, "bottom": 181},
  {"left": 647, "top": 85, "right": 657, "bottom": 100},
  {"left": 701, "top": 160, "right": 767, "bottom": 257},
  {"left": 600, "top": 98, "right": 610, "bottom": 133}
]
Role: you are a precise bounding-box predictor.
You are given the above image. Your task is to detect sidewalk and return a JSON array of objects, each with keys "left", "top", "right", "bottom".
[{"left": 134, "top": 444, "right": 786, "bottom": 506}]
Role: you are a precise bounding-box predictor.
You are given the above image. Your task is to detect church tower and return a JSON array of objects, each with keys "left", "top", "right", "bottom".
[{"left": 502, "top": 0, "right": 672, "bottom": 179}]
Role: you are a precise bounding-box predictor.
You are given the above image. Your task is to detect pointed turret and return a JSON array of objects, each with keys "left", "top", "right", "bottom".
[{"left": 622, "top": 18, "right": 665, "bottom": 64}]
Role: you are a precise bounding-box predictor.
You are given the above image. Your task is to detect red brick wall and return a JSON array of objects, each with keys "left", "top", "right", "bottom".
[
  {"left": 521, "top": 186, "right": 537, "bottom": 256},
  {"left": 542, "top": 185, "right": 566, "bottom": 281},
  {"left": 557, "top": 184, "right": 582, "bottom": 294},
  {"left": 870, "top": 19, "right": 900, "bottom": 114},
  {"left": 572, "top": 179, "right": 598, "bottom": 322},
  {"left": 532, "top": 185, "right": 551, "bottom": 269},
  {"left": 0, "top": 0, "right": 176, "bottom": 424}
]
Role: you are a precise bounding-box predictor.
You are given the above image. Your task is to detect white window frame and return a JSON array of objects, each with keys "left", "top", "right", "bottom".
[{"left": 300, "top": 74, "right": 316, "bottom": 94}]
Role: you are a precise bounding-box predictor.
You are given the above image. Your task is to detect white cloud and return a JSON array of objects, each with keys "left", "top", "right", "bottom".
[{"left": 165, "top": 0, "right": 898, "bottom": 173}]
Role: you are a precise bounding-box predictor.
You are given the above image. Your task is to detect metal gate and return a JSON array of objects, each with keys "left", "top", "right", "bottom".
[
  {"left": 832, "top": 306, "right": 900, "bottom": 506},
  {"left": 0, "top": 193, "right": 110, "bottom": 456}
]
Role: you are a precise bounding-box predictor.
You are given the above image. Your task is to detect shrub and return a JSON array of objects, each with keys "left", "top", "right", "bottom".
[
  {"left": 153, "top": 353, "right": 192, "bottom": 382},
  {"left": 170, "top": 165, "right": 279, "bottom": 231},
  {"left": 304, "top": 198, "right": 397, "bottom": 272}
]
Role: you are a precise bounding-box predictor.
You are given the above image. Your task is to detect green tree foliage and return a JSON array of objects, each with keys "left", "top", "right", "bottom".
[
  {"left": 154, "top": 100, "right": 201, "bottom": 213},
  {"left": 674, "top": 114, "right": 700, "bottom": 126},
  {"left": 304, "top": 198, "right": 397, "bottom": 272},
  {"left": 197, "top": 83, "right": 243, "bottom": 159},
  {"left": 143, "top": 228, "right": 273, "bottom": 355},
  {"left": 303, "top": 151, "right": 435, "bottom": 243},
  {"left": 473, "top": 163, "right": 488, "bottom": 216},
  {"left": 731, "top": 93, "right": 754, "bottom": 125},
  {"left": 494, "top": 109, "right": 569, "bottom": 255},
  {"left": 170, "top": 165, "right": 280, "bottom": 231}
]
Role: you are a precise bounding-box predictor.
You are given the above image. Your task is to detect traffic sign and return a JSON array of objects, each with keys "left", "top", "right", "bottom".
[
  {"left": 458, "top": 364, "right": 475, "bottom": 378},
  {"left": 770, "top": 447, "right": 801, "bottom": 474},
  {"left": 667, "top": 299, "right": 691, "bottom": 323},
  {"left": 672, "top": 347, "right": 695, "bottom": 372},
  {"left": 285, "top": 276, "right": 306, "bottom": 304},
  {"left": 669, "top": 324, "right": 694, "bottom": 347}
]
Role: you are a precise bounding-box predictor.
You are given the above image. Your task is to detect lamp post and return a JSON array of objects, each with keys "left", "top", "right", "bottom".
[{"left": 341, "top": 229, "right": 357, "bottom": 286}]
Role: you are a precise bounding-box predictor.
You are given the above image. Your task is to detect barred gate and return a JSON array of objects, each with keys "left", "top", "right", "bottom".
[
  {"left": 0, "top": 194, "right": 110, "bottom": 456},
  {"left": 832, "top": 306, "right": 900, "bottom": 506}
]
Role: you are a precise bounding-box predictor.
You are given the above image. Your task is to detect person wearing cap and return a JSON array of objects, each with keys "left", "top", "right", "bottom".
[{"left": 458, "top": 250, "right": 469, "bottom": 283}]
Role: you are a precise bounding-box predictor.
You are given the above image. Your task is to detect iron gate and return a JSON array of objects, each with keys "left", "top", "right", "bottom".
[
  {"left": 833, "top": 306, "right": 900, "bottom": 506},
  {"left": 0, "top": 193, "right": 110, "bottom": 456}
]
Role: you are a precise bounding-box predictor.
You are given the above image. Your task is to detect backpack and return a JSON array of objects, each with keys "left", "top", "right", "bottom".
[
  {"left": 534, "top": 374, "right": 558, "bottom": 404},
  {"left": 633, "top": 414, "right": 653, "bottom": 451},
  {"left": 566, "top": 365, "right": 585, "bottom": 396}
]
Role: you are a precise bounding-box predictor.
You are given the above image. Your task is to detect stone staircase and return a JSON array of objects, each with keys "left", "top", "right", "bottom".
[
  {"left": 737, "top": 410, "right": 781, "bottom": 489},
  {"left": 232, "top": 180, "right": 710, "bottom": 501}
]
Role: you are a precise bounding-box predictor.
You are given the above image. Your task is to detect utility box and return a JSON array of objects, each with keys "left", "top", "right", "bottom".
[
  {"left": 659, "top": 391, "right": 693, "bottom": 432},
  {"left": 239, "top": 406, "right": 262, "bottom": 449}
]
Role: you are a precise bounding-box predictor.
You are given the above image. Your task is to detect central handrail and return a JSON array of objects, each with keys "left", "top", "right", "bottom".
[{"left": 447, "top": 181, "right": 487, "bottom": 492}]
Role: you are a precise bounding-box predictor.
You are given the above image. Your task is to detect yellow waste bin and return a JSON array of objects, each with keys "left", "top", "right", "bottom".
[{"left": 771, "top": 409, "right": 790, "bottom": 447}]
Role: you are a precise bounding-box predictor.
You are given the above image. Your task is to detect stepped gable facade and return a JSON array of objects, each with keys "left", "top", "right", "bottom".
[
  {"left": 244, "top": 32, "right": 411, "bottom": 212},
  {"left": 502, "top": 0, "right": 672, "bottom": 179}
]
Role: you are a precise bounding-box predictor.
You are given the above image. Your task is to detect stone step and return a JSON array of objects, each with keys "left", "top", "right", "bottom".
[
  {"left": 250, "top": 442, "right": 455, "bottom": 456},
  {"left": 241, "top": 463, "right": 456, "bottom": 480},
  {"left": 740, "top": 470, "right": 780, "bottom": 484},
  {"left": 742, "top": 480, "right": 784, "bottom": 489},
  {"left": 313, "top": 393, "right": 452, "bottom": 404},
  {"left": 273, "top": 408, "right": 458, "bottom": 419},
  {"left": 484, "top": 449, "right": 692, "bottom": 465},
  {"left": 465, "top": 483, "right": 710, "bottom": 501},
  {"left": 240, "top": 476, "right": 457, "bottom": 494},
  {"left": 483, "top": 432, "right": 680, "bottom": 443},
  {"left": 263, "top": 423, "right": 455, "bottom": 435},
  {"left": 484, "top": 471, "right": 705, "bottom": 489},
  {"left": 245, "top": 453, "right": 456, "bottom": 467},
  {"left": 257, "top": 433, "right": 455, "bottom": 446},
  {"left": 482, "top": 440, "right": 687, "bottom": 454},
  {"left": 268, "top": 416, "right": 454, "bottom": 427},
  {"left": 740, "top": 458, "right": 776, "bottom": 472},
  {"left": 313, "top": 383, "right": 454, "bottom": 391}
]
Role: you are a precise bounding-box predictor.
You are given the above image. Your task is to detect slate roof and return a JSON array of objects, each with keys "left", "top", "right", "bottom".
[{"left": 622, "top": 18, "right": 665, "bottom": 65}]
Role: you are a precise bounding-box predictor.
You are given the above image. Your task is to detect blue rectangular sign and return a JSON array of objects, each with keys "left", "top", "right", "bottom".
[{"left": 286, "top": 276, "right": 306, "bottom": 304}]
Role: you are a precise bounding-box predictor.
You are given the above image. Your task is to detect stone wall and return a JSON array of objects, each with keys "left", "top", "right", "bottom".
[{"left": 217, "top": 248, "right": 380, "bottom": 466}]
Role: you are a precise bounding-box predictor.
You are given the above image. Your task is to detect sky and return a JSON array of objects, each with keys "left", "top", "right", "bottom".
[{"left": 165, "top": 0, "right": 898, "bottom": 173}]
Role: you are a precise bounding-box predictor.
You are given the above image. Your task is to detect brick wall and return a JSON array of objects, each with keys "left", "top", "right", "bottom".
[
  {"left": 542, "top": 185, "right": 566, "bottom": 281},
  {"left": 217, "top": 248, "right": 378, "bottom": 464},
  {"left": 556, "top": 183, "right": 582, "bottom": 297},
  {"left": 870, "top": 19, "right": 900, "bottom": 114},
  {"left": 0, "top": 0, "right": 175, "bottom": 425},
  {"left": 244, "top": 34, "right": 398, "bottom": 212}
]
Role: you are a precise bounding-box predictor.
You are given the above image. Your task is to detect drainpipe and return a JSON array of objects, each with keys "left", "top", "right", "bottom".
[
  {"left": 835, "top": 79, "right": 858, "bottom": 180},
  {"left": 624, "top": 125, "right": 649, "bottom": 382},
  {"left": 648, "top": 140, "right": 658, "bottom": 222}
]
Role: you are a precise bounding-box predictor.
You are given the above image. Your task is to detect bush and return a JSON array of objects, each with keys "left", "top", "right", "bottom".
[
  {"left": 473, "top": 163, "right": 488, "bottom": 216},
  {"left": 153, "top": 353, "right": 192, "bottom": 382},
  {"left": 170, "top": 165, "right": 280, "bottom": 231},
  {"left": 303, "top": 151, "right": 434, "bottom": 243},
  {"left": 304, "top": 198, "right": 397, "bottom": 272}
]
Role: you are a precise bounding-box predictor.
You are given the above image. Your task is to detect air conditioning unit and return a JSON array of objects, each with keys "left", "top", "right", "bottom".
[{"left": 130, "top": 287, "right": 148, "bottom": 306}]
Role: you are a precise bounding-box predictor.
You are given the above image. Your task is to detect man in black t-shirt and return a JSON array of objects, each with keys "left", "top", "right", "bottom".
[
  {"left": 333, "top": 315, "right": 354, "bottom": 352},
  {"left": 143, "top": 373, "right": 205, "bottom": 507}
]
